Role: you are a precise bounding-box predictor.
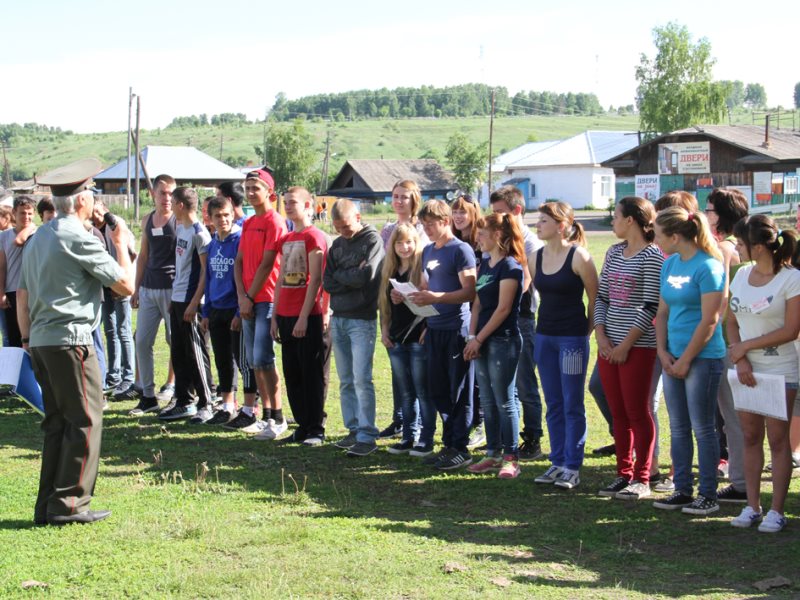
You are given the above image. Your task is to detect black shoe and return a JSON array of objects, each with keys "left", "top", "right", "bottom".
[
  {"left": 423, "top": 447, "right": 450, "bottom": 466},
  {"left": 47, "top": 509, "right": 111, "bottom": 526},
  {"left": 378, "top": 421, "right": 402, "bottom": 439},
  {"left": 346, "top": 441, "right": 378, "bottom": 457},
  {"left": 206, "top": 409, "right": 233, "bottom": 426},
  {"left": 128, "top": 396, "right": 159, "bottom": 416},
  {"left": 653, "top": 491, "right": 694, "bottom": 511},
  {"left": 682, "top": 495, "right": 720, "bottom": 516},
  {"left": 435, "top": 449, "right": 472, "bottom": 470},
  {"left": 223, "top": 410, "right": 257, "bottom": 430},
  {"left": 386, "top": 440, "right": 415, "bottom": 455},
  {"left": 518, "top": 438, "right": 544, "bottom": 461},
  {"left": 717, "top": 484, "right": 748, "bottom": 504},
  {"left": 592, "top": 443, "right": 616, "bottom": 456},
  {"left": 598, "top": 476, "right": 631, "bottom": 497},
  {"left": 113, "top": 386, "right": 140, "bottom": 402},
  {"left": 103, "top": 385, "right": 119, "bottom": 396}
]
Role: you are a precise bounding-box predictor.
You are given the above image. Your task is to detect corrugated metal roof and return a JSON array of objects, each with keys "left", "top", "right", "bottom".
[
  {"left": 95, "top": 146, "right": 245, "bottom": 181},
  {"left": 505, "top": 131, "right": 639, "bottom": 169},
  {"left": 328, "top": 159, "right": 456, "bottom": 193},
  {"left": 491, "top": 140, "right": 560, "bottom": 172},
  {"left": 670, "top": 125, "right": 800, "bottom": 161}
]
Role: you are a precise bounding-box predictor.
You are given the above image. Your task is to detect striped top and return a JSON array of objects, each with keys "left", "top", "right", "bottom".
[{"left": 594, "top": 242, "right": 663, "bottom": 348}]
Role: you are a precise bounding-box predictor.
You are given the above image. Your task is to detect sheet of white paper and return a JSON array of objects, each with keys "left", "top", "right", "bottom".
[
  {"left": 389, "top": 278, "right": 440, "bottom": 318},
  {"left": 726, "top": 369, "right": 788, "bottom": 421},
  {"left": 0, "top": 347, "right": 24, "bottom": 388}
]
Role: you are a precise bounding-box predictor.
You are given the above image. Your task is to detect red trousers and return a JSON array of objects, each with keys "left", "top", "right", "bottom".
[{"left": 598, "top": 347, "right": 657, "bottom": 483}]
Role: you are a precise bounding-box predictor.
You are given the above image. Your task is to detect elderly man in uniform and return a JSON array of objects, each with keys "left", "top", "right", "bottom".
[{"left": 17, "top": 158, "right": 134, "bottom": 526}]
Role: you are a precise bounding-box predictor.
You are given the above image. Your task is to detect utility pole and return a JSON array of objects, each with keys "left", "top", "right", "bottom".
[
  {"left": 319, "top": 130, "right": 331, "bottom": 194},
  {"left": 134, "top": 95, "right": 141, "bottom": 222},
  {"left": 487, "top": 88, "right": 496, "bottom": 194},
  {"left": 219, "top": 134, "right": 224, "bottom": 161},
  {"left": 126, "top": 87, "right": 133, "bottom": 210},
  {"left": 1, "top": 142, "right": 12, "bottom": 188}
]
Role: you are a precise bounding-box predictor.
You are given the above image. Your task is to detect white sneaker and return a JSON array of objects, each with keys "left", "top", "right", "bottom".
[
  {"left": 254, "top": 419, "right": 278, "bottom": 440},
  {"left": 758, "top": 509, "right": 787, "bottom": 533},
  {"left": 534, "top": 465, "right": 564, "bottom": 484},
  {"left": 242, "top": 419, "right": 267, "bottom": 434},
  {"left": 271, "top": 419, "right": 288, "bottom": 437},
  {"left": 189, "top": 406, "right": 214, "bottom": 424},
  {"left": 554, "top": 469, "right": 580, "bottom": 489},
  {"left": 731, "top": 505, "right": 762, "bottom": 528}
]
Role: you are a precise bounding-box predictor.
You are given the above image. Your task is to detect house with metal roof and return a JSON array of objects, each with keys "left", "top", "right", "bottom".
[
  {"left": 489, "top": 131, "right": 639, "bottom": 209},
  {"left": 602, "top": 124, "right": 800, "bottom": 209},
  {"left": 325, "top": 159, "right": 457, "bottom": 203},
  {"left": 94, "top": 145, "right": 244, "bottom": 194}
]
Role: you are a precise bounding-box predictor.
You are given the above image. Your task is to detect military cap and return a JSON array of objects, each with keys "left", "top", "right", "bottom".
[{"left": 36, "top": 158, "right": 102, "bottom": 197}]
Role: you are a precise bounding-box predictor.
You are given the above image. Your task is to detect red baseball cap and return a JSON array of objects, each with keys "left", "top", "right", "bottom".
[{"left": 245, "top": 168, "right": 275, "bottom": 191}]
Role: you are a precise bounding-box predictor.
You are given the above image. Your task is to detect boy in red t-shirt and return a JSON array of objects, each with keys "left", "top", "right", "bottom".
[
  {"left": 230, "top": 169, "right": 288, "bottom": 439},
  {"left": 271, "top": 187, "right": 329, "bottom": 445}
]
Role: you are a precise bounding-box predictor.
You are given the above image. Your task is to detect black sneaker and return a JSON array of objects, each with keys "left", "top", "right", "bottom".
[
  {"left": 223, "top": 409, "right": 257, "bottom": 430},
  {"left": 334, "top": 431, "right": 358, "bottom": 449},
  {"left": 346, "top": 441, "right": 378, "bottom": 457},
  {"left": 409, "top": 442, "right": 434, "bottom": 458},
  {"left": 386, "top": 440, "right": 415, "bottom": 455},
  {"left": 598, "top": 476, "right": 631, "bottom": 497},
  {"left": 278, "top": 430, "right": 306, "bottom": 445},
  {"left": 423, "top": 447, "right": 450, "bottom": 466},
  {"left": 435, "top": 449, "right": 472, "bottom": 471},
  {"left": 378, "top": 421, "right": 402, "bottom": 439},
  {"left": 114, "top": 386, "right": 140, "bottom": 402},
  {"left": 158, "top": 403, "right": 197, "bottom": 421},
  {"left": 592, "top": 443, "right": 616, "bottom": 456},
  {"left": 206, "top": 409, "right": 233, "bottom": 426},
  {"left": 717, "top": 484, "right": 747, "bottom": 504},
  {"left": 653, "top": 491, "right": 694, "bottom": 511},
  {"left": 128, "top": 396, "right": 159, "bottom": 416},
  {"left": 682, "top": 494, "right": 720, "bottom": 516},
  {"left": 518, "top": 438, "right": 544, "bottom": 461}
]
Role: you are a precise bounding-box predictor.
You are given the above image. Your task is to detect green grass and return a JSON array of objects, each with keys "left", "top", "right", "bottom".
[{"left": 1, "top": 232, "right": 799, "bottom": 598}]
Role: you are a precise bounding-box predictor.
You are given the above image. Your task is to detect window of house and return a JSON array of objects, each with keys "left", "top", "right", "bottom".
[
  {"left": 530, "top": 183, "right": 536, "bottom": 198},
  {"left": 600, "top": 175, "right": 612, "bottom": 197}
]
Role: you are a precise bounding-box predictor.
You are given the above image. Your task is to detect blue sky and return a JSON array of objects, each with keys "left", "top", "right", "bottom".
[{"left": 2, "top": 0, "right": 797, "bottom": 132}]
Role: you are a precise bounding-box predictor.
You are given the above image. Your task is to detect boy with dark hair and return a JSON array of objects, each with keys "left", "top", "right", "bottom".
[
  {"left": 271, "top": 187, "right": 329, "bottom": 445},
  {"left": 201, "top": 197, "right": 257, "bottom": 424},
  {"left": 217, "top": 181, "right": 246, "bottom": 226},
  {"left": 36, "top": 197, "right": 56, "bottom": 223},
  {"left": 158, "top": 187, "right": 214, "bottom": 422},
  {"left": 408, "top": 199, "right": 476, "bottom": 469},
  {"left": 0, "top": 195, "right": 37, "bottom": 347}
]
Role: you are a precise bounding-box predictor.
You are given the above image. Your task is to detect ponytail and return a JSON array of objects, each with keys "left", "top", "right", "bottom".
[
  {"left": 477, "top": 213, "right": 526, "bottom": 264},
  {"left": 655, "top": 207, "right": 722, "bottom": 262}
]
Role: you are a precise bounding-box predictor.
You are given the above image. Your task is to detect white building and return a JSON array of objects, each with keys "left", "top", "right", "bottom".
[{"left": 487, "top": 131, "right": 640, "bottom": 209}]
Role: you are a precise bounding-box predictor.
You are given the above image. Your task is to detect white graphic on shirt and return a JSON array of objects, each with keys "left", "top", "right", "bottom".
[
  {"left": 667, "top": 275, "right": 691, "bottom": 289},
  {"left": 426, "top": 259, "right": 440, "bottom": 272}
]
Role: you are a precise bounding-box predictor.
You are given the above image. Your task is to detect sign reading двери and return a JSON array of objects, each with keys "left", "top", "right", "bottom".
[{"left": 658, "top": 142, "right": 710, "bottom": 175}]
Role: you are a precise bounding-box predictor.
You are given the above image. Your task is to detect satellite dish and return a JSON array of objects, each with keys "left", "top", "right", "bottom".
[{"left": 446, "top": 191, "right": 455, "bottom": 201}]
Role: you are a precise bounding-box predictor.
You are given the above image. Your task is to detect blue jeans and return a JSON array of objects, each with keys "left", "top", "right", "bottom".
[
  {"left": 475, "top": 332, "right": 522, "bottom": 456},
  {"left": 535, "top": 333, "right": 589, "bottom": 471},
  {"left": 387, "top": 343, "right": 425, "bottom": 443},
  {"left": 242, "top": 301, "right": 276, "bottom": 370},
  {"left": 663, "top": 357, "right": 723, "bottom": 499},
  {"left": 516, "top": 316, "right": 543, "bottom": 441},
  {"left": 331, "top": 317, "right": 378, "bottom": 444},
  {"left": 102, "top": 294, "right": 134, "bottom": 389}
]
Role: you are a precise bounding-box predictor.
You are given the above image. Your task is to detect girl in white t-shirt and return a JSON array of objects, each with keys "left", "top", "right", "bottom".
[{"left": 727, "top": 214, "right": 800, "bottom": 533}]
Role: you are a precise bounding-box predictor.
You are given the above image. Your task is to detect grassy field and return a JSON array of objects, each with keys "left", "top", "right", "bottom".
[{"left": 1, "top": 231, "right": 799, "bottom": 599}]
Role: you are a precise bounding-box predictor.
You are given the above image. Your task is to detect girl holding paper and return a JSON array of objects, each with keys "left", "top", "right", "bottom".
[{"left": 727, "top": 215, "right": 800, "bottom": 533}]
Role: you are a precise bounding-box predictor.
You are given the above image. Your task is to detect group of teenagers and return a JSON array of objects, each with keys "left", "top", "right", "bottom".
[{"left": 12, "top": 166, "right": 797, "bottom": 534}]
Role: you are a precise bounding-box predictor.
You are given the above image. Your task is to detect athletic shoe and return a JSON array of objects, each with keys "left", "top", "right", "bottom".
[
  {"left": 254, "top": 419, "right": 279, "bottom": 440},
  {"left": 377, "top": 421, "right": 402, "bottom": 439},
  {"left": 157, "top": 382, "right": 175, "bottom": 402},
  {"left": 271, "top": 419, "right": 288, "bottom": 437},
  {"left": 717, "top": 484, "right": 748, "bottom": 504},
  {"left": 334, "top": 431, "right": 358, "bottom": 449},
  {"left": 223, "top": 410, "right": 257, "bottom": 430},
  {"left": 423, "top": 447, "right": 450, "bottom": 466},
  {"left": 758, "top": 509, "right": 787, "bottom": 533},
  {"left": 302, "top": 435, "right": 325, "bottom": 447},
  {"left": 161, "top": 396, "right": 177, "bottom": 413},
  {"left": 554, "top": 470, "right": 580, "bottom": 489},
  {"left": 653, "top": 491, "right": 694, "bottom": 510},
  {"left": 598, "top": 476, "right": 631, "bottom": 497},
  {"left": 103, "top": 385, "right": 118, "bottom": 396},
  {"left": 114, "top": 386, "right": 140, "bottom": 402},
  {"left": 206, "top": 409, "right": 234, "bottom": 426},
  {"left": 188, "top": 406, "right": 214, "bottom": 424},
  {"left": 616, "top": 481, "right": 651, "bottom": 500},
  {"left": 518, "top": 438, "right": 544, "bottom": 461},
  {"left": 278, "top": 430, "right": 305, "bottom": 444},
  {"left": 241, "top": 419, "right": 267, "bottom": 434},
  {"left": 534, "top": 465, "right": 564, "bottom": 484},
  {"left": 717, "top": 459, "right": 729, "bottom": 479},
  {"left": 682, "top": 495, "right": 719, "bottom": 516},
  {"left": 467, "top": 456, "right": 502, "bottom": 474},
  {"left": 592, "top": 443, "right": 616, "bottom": 456},
  {"left": 387, "top": 440, "right": 415, "bottom": 455},
  {"left": 497, "top": 455, "right": 521, "bottom": 479},
  {"left": 653, "top": 477, "right": 675, "bottom": 493},
  {"left": 346, "top": 441, "right": 378, "bottom": 457},
  {"left": 435, "top": 449, "right": 472, "bottom": 471},
  {"left": 128, "top": 396, "right": 159, "bottom": 416},
  {"left": 731, "top": 506, "right": 762, "bottom": 528},
  {"left": 409, "top": 443, "right": 435, "bottom": 458},
  {"left": 467, "top": 424, "right": 486, "bottom": 449},
  {"left": 158, "top": 403, "right": 197, "bottom": 421}
]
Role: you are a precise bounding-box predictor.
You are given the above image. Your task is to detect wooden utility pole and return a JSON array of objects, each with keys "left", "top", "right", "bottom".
[
  {"left": 134, "top": 95, "right": 141, "bottom": 221},
  {"left": 487, "top": 88, "right": 496, "bottom": 194},
  {"left": 126, "top": 87, "right": 133, "bottom": 209},
  {"left": 219, "top": 134, "right": 224, "bottom": 160},
  {"left": 1, "top": 143, "right": 12, "bottom": 188},
  {"left": 319, "top": 130, "right": 331, "bottom": 194}
]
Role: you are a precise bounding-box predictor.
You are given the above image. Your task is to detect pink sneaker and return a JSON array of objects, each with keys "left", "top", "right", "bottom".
[
  {"left": 467, "top": 456, "right": 502, "bottom": 474},
  {"left": 498, "top": 455, "right": 521, "bottom": 479}
]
